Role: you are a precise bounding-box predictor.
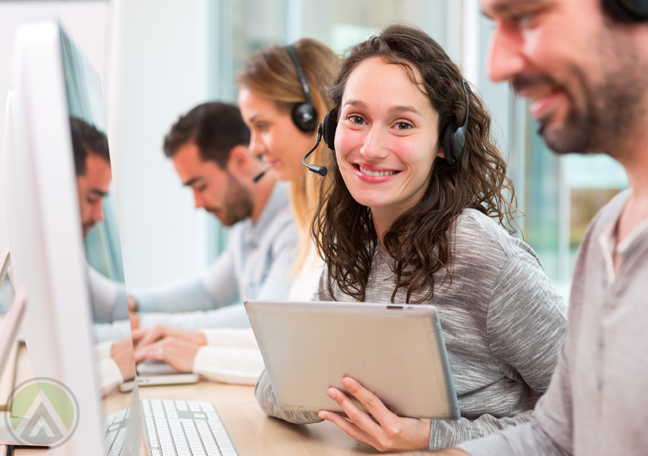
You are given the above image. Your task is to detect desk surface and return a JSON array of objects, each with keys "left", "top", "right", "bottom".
[{"left": 2, "top": 346, "right": 430, "bottom": 456}]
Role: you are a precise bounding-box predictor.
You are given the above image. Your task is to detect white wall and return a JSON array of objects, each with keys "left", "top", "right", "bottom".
[
  {"left": 0, "top": 1, "right": 108, "bottom": 258},
  {"left": 1, "top": 0, "right": 211, "bottom": 290},
  {"left": 106, "top": 0, "right": 210, "bottom": 288}
]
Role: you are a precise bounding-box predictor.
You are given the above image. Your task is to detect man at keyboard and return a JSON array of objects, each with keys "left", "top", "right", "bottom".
[{"left": 128, "top": 102, "right": 297, "bottom": 326}]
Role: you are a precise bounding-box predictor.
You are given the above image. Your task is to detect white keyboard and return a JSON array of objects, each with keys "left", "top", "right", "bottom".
[
  {"left": 141, "top": 398, "right": 239, "bottom": 456},
  {"left": 103, "top": 407, "right": 131, "bottom": 456}
]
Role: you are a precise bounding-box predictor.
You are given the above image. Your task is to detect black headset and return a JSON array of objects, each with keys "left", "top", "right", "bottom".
[
  {"left": 603, "top": 0, "right": 648, "bottom": 22},
  {"left": 303, "top": 78, "right": 471, "bottom": 176},
  {"left": 253, "top": 45, "right": 319, "bottom": 183},
  {"left": 285, "top": 45, "right": 318, "bottom": 133}
]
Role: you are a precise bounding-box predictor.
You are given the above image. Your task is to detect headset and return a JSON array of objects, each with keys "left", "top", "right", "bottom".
[
  {"left": 603, "top": 0, "right": 648, "bottom": 22},
  {"left": 285, "top": 45, "right": 318, "bottom": 133},
  {"left": 253, "top": 45, "right": 318, "bottom": 183},
  {"left": 302, "top": 79, "right": 471, "bottom": 176}
]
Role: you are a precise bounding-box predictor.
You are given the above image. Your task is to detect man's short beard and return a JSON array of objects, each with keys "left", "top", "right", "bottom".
[
  {"left": 540, "top": 65, "right": 645, "bottom": 157},
  {"left": 519, "top": 24, "right": 647, "bottom": 158},
  {"left": 218, "top": 173, "right": 253, "bottom": 226}
]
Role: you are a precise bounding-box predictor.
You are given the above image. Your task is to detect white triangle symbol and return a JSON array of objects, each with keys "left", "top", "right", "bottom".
[{"left": 29, "top": 416, "right": 55, "bottom": 438}]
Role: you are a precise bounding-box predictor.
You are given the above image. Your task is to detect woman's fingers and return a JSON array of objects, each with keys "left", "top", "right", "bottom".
[
  {"left": 324, "top": 386, "right": 383, "bottom": 437},
  {"left": 318, "top": 410, "right": 379, "bottom": 449},
  {"left": 130, "top": 327, "right": 145, "bottom": 343},
  {"left": 322, "top": 377, "right": 432, "bottom": 452},
  {"left": 136, "top": 337, "right": 198, "bottom": 373},
  {"left": 340, "top": 377, "right": 396, "bottom": 427},
  {"left": 134, "top": 325, "right": 164, "bottom": 350}
]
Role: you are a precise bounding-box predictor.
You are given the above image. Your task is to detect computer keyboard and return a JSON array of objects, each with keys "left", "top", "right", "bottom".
[
  {"left": 141, "top": 398, "right": 239, "bottom": 456},
  {"left": 103, "top": 407, "right": 131, "bottom": 456},
  {"left": 102, "top": 399, "right": 238, "bottom": 456}
]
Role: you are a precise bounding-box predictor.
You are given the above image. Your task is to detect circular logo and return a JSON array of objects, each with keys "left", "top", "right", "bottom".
[{"left": 4, "top": 377, "right": 80, "bottom": 448}]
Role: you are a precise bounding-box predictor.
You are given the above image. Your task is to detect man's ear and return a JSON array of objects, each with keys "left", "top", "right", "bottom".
[{"left": 226, "top": 145, "right": 251, "bottom": 176}]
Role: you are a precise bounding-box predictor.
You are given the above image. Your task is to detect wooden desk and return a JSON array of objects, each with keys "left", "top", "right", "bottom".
[{"left": 3, "top": 346, "right": 430, "bottom": 456}]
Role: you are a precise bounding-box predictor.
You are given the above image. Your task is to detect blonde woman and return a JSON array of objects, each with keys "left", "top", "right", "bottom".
[
  {"left": 134, "top": 39, "right": 338, "bottom": 382},
  {"left": 237, "top": 39, "right": 336, "bottom": 298}
]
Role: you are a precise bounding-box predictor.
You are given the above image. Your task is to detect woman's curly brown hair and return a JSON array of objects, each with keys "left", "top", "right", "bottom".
[{"left": 311, "top": 24, "right": 518, "bottom": 303}]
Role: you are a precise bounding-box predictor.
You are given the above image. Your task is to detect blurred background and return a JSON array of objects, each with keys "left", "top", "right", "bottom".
[{"left": 0, "top": 0, "right": 629, "bottom": 307}]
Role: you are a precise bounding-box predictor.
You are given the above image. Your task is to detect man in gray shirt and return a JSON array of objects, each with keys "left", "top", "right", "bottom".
[
  {"left": 435, "top": 1, "right": 648, "bottom": 455},
  {"left": 129, "top": 102, "right": 297, "bottom": 328}
]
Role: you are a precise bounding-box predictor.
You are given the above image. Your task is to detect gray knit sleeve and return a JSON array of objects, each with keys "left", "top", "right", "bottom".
[
  {"left": 458, "top": 348, "right": 573, "bottom": 456},
  {"left": 255, "top": 369, "right": 323, "bottom": 424},
  {"left": 487, "top": 253, "right": 567, "bottom": 393},
  {"left": 429, "top": 252, "right": 568, "bottom": 450}
]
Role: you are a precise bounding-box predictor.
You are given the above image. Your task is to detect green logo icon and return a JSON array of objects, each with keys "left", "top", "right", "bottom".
[{"left": 4, "top": 377, "right": 80, "bottom": 448}]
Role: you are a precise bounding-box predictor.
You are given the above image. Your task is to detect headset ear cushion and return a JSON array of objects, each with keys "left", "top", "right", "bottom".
[
  {"left": 322, "top": 110, "right": 338, "bottom": 151},
  {"left": 603, "top": 0, "right": 648, "bottom": 22},
  {"left": 292, "top": 103, "right": 317, "bottom": 132},
  {"left": 443, "top": 124, "right": 455, "bottom": 165}
]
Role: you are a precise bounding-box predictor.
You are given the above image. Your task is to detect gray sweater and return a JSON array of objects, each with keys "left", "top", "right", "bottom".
[
  {"left": 255, "top": 209, "right": 568, "bottom": 450},
  {"left": 459, "top": 189, "right": 648, "bottom": 456}
]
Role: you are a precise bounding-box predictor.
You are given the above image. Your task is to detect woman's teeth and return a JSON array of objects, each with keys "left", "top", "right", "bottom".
[{"left": 359, "top": 166, "right": 396, "bottom": 177}]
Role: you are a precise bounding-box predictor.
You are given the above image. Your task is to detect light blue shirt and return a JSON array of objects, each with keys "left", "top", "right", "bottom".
[{"left": 132, "top": 182, "right": 297, "bottom": 318}]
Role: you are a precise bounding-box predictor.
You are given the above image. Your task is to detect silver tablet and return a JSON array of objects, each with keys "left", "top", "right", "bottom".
[{"left": 245, "top": 300, "right": 460, "bottom": 420}]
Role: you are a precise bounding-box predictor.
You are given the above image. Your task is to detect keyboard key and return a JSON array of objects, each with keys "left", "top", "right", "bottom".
[
  {"left": 175, "top": 400, "right": 189, "bottom": 411},
  {"left": 199, "top": 402, "right": 216, "bottom": 413},
  {"left": 189, "top": 402, "right": 202, "bottom": 412}
]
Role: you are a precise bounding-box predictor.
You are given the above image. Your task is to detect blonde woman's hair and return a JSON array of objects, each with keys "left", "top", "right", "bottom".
[{"left": 236, "top": 39, "right": 337, "bottom": 272}]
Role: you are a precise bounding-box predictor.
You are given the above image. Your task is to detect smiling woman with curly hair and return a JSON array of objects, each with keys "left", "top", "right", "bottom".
[{"left": 255, "top": 24, "right": 568, "bottom": 452}]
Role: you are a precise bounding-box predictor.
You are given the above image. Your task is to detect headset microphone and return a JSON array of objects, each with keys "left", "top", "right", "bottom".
[
  {"left": 302, "top": 124, "right": 327, "bottom": 176},
  {"left": 253, "top": 168, "right": 270, "bottom": 183}
]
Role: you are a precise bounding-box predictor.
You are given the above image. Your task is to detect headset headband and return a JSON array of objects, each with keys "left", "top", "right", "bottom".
[{"left": 285, "top": 45, "right": 314, "bottom": 108}]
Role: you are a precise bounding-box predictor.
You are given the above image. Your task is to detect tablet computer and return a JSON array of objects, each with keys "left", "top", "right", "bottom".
[{"left": 245, "top": 300, "right": 460, "bottom": 420}]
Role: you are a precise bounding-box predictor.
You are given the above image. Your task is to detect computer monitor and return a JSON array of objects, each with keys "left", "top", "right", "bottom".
[{"left": 4, "top": 21, "right": 140, "bottom": 455}]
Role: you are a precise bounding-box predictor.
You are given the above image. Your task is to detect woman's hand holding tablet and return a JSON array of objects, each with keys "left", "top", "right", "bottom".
[{"left": 318, "top": 376, "right": 432, "bottom": 452}]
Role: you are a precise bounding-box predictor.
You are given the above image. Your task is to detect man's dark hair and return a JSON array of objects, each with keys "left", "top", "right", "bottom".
[
  {"left": 163, "top": 102, "right": 251, "bottom": 168},
  {"left": 70, "top": 117, "right": 110, "bottom": 176}
]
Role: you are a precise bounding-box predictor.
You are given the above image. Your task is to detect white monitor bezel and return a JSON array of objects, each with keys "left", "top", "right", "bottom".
[{"left": 5, "top": 21, "right": 128, "bottom": 454}]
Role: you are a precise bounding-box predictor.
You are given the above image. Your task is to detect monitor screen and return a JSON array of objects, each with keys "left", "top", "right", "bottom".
[
  {"left": 2, "top": 22, "right": 141, "bottom": 455},
  {"left": 59, "top": 27, "right": 141, "bottom": 455}
]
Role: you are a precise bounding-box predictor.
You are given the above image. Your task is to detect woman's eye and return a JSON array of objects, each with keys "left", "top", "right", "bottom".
[
  {"left": 348, "top": 115, "right": 365, "bottom": 125},
  {"left": 395, "top": 121, "right": 413, "bottom": 130}
]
